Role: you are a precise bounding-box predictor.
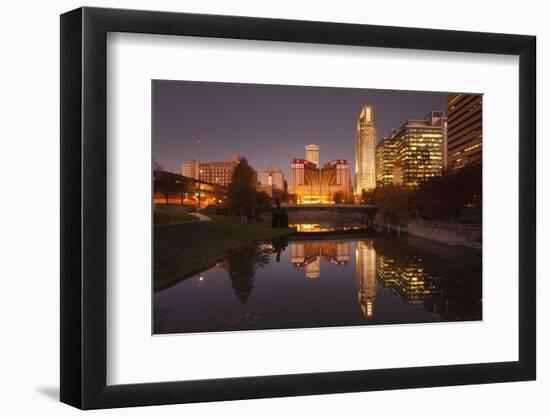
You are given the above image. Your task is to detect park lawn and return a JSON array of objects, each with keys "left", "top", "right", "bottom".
[
  {"left": 154, "top": 209, "right": 199, "bottom": 224},
  {"left": 154, "top": 218, "right": 293, "bottom": 292}
]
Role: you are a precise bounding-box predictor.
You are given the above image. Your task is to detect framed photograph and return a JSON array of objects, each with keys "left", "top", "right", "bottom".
[{"left": 60, "top": 6, "right": 536, "bottom": 409}]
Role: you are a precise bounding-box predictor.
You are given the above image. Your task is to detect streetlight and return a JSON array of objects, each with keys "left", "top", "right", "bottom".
[{"left": 197, "top": 169, "right": 203, "bottom": 212}]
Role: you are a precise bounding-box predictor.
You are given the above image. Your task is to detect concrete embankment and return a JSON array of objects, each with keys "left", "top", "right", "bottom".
[{"left": 372, "top": 220, "right": 481, "bottom": 247}]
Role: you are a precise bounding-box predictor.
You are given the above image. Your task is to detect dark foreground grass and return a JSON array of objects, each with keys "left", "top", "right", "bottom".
[
  {"left": 154, "top": 218, "right": 292, "bottom": 292},
  {"left": 154, "top": 209, "right": 199, "bottom": 224}
]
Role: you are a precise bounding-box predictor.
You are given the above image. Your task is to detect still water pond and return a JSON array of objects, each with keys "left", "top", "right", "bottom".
[{"left": 154, "top": 232, "right": 482, "bottom": 334}]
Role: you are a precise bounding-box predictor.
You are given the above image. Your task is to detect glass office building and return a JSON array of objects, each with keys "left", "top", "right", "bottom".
[{"left": 392, "top": 111, "right": 447, "bottom": 188}]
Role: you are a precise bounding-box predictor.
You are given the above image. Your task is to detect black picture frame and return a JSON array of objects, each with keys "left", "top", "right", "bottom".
[{"left": 60, "top": 6, "right": 536, "bottom": 410}]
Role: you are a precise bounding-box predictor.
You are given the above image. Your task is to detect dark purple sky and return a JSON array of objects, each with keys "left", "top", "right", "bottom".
[{"left": 152, "top": 80, "right": 450, "bottom": 179}]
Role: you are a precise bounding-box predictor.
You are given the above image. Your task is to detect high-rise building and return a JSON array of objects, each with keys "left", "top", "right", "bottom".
[
  {"left": 375, "top": 128, "right": 400, "bottom": 187},
  {"left": 181, "top": 159, "right": 200, "bottom": 179},
  {"left": 355, "top": 240, "right": 377, "bottom": 319},
  {"left": 305, "top": 144, "right": 320, "bottom": 167},
  {"left": 392, "top": 111, "right": 447, "bottom": 187},
  {"left": 355, "top": 105, "right": 377, "bottom": 195},
  {"left": 290, "top": 158, "right": 350, "bottom": 204},
  {"left": 447, "top": 94, "right": 482, "bottom": 170},
  {"left": 321, "top": 160, "right": 351, "bottom": 200},
  {"left": 290, "top": 158, "right": 321, "bottom": 203},
  {"left": 198, "top": 161, "right": 237, "bottom": 186},
  {"left": 182, "top": 153, "right": 244, "bottom": 187},
  {"left": 259, "top": 167, "right": 285, "bottom": 193}
]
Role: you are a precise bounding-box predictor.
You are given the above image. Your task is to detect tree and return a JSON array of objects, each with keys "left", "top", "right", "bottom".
[
  {"left": 371, "top": 184, "right": 412, "bottom": 222},
  {"left": 411, "top": 163, "right": 482, "bottom": 219},
  {"left": 175, "top": 178, "right": 191, "bottom": 205},
  {"left": 361, "top": 189, "right": 374, "bottom": 204},
  {"left": 226, "top": 158, "right": 257, "bottom": 224},
  {"left": 256, "top": 191, "right": 271, "bottom": 208},
  {"left": 272, "top": 188, "right": 287, "bottom": 204}
]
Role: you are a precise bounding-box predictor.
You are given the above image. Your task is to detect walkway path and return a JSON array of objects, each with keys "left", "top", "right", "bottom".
[{"left": 190, "top": 212, "right": 212, "bottom": 221}]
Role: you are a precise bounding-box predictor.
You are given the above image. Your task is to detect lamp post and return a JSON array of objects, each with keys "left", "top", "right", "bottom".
[
  {"left": 197, "top": 169, "right": 203, "bottom": 211},
  {"left": 197, "top": 139, "right": 201, "bottom": 212}
]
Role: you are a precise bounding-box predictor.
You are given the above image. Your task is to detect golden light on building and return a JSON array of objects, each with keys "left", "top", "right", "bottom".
[
  {"left": 290, "top": 158, "right": 350, "bottom": 204},
  {"left": 181, "top": 153, "right": 243, "bottom": 187},
  {"left": 305, "top": 144, "right": 320, "bottom": 167},
  {"left": 447, "top": 94, "right": 482, "bottom": 170},
  {"left": 391, "top": 111, "right": 447, "bottom": 188},
  {"left": 375, "top": 128, "right": 400, "bottom": 187},
  {"left": 355, "top": 105, "right": 377, "bottom": 195}
]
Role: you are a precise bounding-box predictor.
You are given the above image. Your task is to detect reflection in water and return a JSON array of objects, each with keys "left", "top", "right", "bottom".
[
  {"left": 289, "top": 222, "right": 363, "bottom": 232},
  {"left": 377, "top": 255, "right": 436, "bottom": 304},
  {"left": 154, "top": 234, "right": 482, "bottom": 334},
  {"left": 355, "top": 241, "right": 377, "bottom": 319},
  {"left": 290, "top": 241, "right": 350, "bottom": 279},
  {"left": 222, "top": 243, "right": 271, "bottom": 304}
]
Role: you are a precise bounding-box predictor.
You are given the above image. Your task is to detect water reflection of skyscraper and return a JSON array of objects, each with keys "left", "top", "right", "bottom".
[
  {"left": 288, "top": 239, "right": 443, "bottom": 319},
  {"left": 306, "top": 258, "right": 321, "bottom": 279},
  {"left": 322, "top": 241, "right": 351, "bottom": 265},
  {"left": 355, "top": 241, "right": 377, "bottom": 319},
  {"left": 289, "top": 241, "right": 350, "bottom": 279},
  {"left": 376, "top": 254, "right": 436, "bottom": 304}
]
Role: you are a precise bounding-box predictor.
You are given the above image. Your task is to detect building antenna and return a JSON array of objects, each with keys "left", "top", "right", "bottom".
[
  {"left": 197, "top": 139, "right": 201, "bottom": 211},
  {"left": 197, "top": 139, "right": 201, "bottom": 162}
]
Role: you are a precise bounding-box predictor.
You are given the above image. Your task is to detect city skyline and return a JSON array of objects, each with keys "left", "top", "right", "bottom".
[
  {"left": 153, "top": 80, "right": 483, "bottom": 336},
  {"left": 152, "top": 80, "right": 450, "bottom": 181}
]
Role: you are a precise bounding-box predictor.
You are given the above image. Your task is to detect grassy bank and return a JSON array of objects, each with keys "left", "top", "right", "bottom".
[
  {"left": 154, "top": 217, "right": 292, "bottom": 292},
  {"left": 154, "top": 209, "right": 199, "bottom": 225}
]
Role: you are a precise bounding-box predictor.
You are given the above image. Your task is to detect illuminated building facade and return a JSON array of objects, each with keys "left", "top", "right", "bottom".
[
  {"left": 375, "top": 128, "right": 399, "bottom": 187},
  {"left": 447, "top": 94, "right": 482, "bottom": 170},
  {"left": 181, "top": 153, "right": 244, "bottom": 187},
  {"left": 321, "top": 160, "right": 351, "bottom": 199},
  {"left": 290, "top": 158, "right": 350, "bottom": 204},
  {"left": 290, "top": 158, "right": 320, "bottom": 203},
  {"left": 181, "top": 159, "right": 200, "bottom": 179},
  {"left": 355, "top": 105, "right": 377, "bottom": 195},
  {"left": 392, "top": 111, "right": 447, "bottom": 187},
  {"left": 355, "top": 240, "right": 377, "bottom": 318},
  {"left": 153, "top": 170, "right": 223, "bottom": 207},
  {"left": 305, "top": 144, "right": 320, "bottom": 167}
]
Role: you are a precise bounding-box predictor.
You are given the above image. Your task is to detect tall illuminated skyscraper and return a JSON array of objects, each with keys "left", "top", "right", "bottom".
[
  {"left": 354, "top": 105, "right": 377, "bottom": 195},
  {"left": 391, "top": 111, "right": 447, "bottom": 187},
  {"left": 447, "top": 94, "right": 482, "bottom": 170},
  {"left": 305, "top": 144, "right": 319, "bottom": 167}
]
